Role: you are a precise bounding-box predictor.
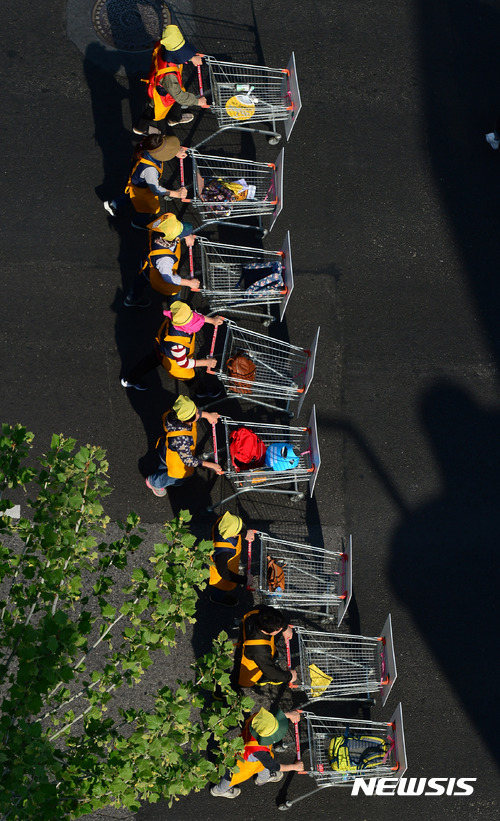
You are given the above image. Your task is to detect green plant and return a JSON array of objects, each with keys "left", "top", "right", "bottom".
[{"left": 0, "top": 424, "right": 252, "bottom": 819}]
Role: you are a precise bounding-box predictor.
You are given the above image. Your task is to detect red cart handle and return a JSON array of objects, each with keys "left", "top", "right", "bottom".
[
  {"left": 206, "top": 323, "right": 220, "bottom": 374},
  {"left": 285, "top": 636, "right": 301, "bottom": 760}
]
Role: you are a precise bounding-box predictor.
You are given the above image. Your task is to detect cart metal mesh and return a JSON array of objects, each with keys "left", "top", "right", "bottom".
[
  {"left": 195, "top": 236, "right": 293, "bottom": 322},
  {"left": 296, "top": 628, "right": 388, "bottom": 702},
  {"left": 188, "top": 150, "right": 278, "bottom": 222},
  {"left": 205, "top": 57, "right": 292, "bottom": 128},
  {"left": 257, "top": 534, "right": 347, "bottom": 620},
  {"left": 210, "top": 320, "right": 318, "bottom": 414},
  {"left": 303, "top": 711, "right": 400, "bottom": 786}
]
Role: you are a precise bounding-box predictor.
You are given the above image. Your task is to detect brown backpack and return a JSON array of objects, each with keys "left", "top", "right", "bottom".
[
  {"left": 226, "top": 351, "right": 256, "bottom": 395},
  {"left": 267, "top": 556, "right": 286, "bottom": 593}
]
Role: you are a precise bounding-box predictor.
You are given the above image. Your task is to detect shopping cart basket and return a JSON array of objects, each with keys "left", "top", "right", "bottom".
[
  {"left": 254, "top": 533, "right": 352, "bottom": 623},
  {"left": 278, "top": 704, "right": 407, "bottom": 809},
  {"left": 204, "top": 320, "right": 319, "bottom": 416},
  {"left": 205, "top": 405, "right": 320, "bottom": 511},
  {"left": 196, "top": 53, "right": 301, "bottom": 147},
  {"left": 194, "top": 232, "right": 294, "bottom": 324},
  {"left": 182, "top": 149, "right": 284, "bottom": 234},
  {"left": 294, "top": 615, "right": 397, "bottom": 704}
]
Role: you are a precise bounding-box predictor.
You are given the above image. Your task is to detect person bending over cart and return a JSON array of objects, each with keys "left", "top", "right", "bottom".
[
  {"left": 124, "top": 213, "right": 200, "bottom": 308},
  {"left": 120, "top": 300, "right": 223, "bottom": 398},
  {"left": 208, "top": 512, "right": 256, "bottom": 607},
  {"left": 104, "top": 136, "right": 187, "bottom": 229},
  {"left": 210, "top": 707, "right": 303, "bottom": 799},
  {"left": 133, "top": 24, "right": 207, "bottom": 135},
  {"left": 146, "top": 395, "right": 222, "bottom": 497},
  {"left": 233, "top": 605, "right": 297, "bottom": 689}
]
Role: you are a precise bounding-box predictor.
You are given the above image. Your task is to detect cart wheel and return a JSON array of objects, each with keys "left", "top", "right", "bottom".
[
  {"left": 268, "top": 135, "right": 281, "bottom": 146},
  {"left": 278, "top": 803, "right": 291, "bottom": 811},
  {"left": 290, "top": 493, "right": 304, "bottom": 503}
]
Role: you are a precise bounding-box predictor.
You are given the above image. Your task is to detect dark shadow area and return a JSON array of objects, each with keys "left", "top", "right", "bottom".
[
  {"left": 385, "top": 0, "right": 500, "bottom": 764},
  {"left": 389, "top": 382, "right": 500, "bottom": 758}
]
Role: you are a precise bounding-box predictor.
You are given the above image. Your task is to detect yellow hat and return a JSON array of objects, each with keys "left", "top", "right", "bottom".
[
  {"left": 251, "top": 708, "right": 289, "bottom": 744},
  {"left": 170, "top": 301, "right": 194, "bottom": 326},
  {"left": 173, "top": 395, "right": 197, "bottom": 421},
  {"left": 219, "top": 511, "right": 243, "bottom": 538},
  {"left": 161, "top": 25, "right": 185, "bottom": 51},
  {"left": 150, "top": 213, "right": 183, "bottom": 240}
]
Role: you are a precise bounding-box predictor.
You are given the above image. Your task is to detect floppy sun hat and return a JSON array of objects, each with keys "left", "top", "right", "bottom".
[
  {"left": 148, "top": 136, "right": 181, "bottom": 161},
  {"left": 251, "top": 708, "right": 289, "bottom": 745}
]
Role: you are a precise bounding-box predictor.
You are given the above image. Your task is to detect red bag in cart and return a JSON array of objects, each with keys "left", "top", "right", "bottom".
[{"left": 229, "top": 427, "right": 266, "bottom": 472}]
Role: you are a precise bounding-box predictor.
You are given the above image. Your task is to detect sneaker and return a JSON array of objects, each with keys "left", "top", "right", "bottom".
[
  {"left": 210, "top": 786, "right": 241, "bottom": 799},
  {"left": 147, "top": 125, "right": 162, "bottom": 135},
  {"left": 255, "top": 771, "right": 284, "bottom": 786},
  {"left": 209, "top": 593, "right": 238, "bottom": 607},
  {"left": 195, "top": 387, "right": 223, "bottom": 399},
  {"left": 132, "top": 126, "right": 147, "bottom": 136},
  {"left": 103, "top": 200, "right": 118, "bottom": 216},
  {"left": 120, "top": 378, "right": 148, "bottom": 391},
  {"left": 486, "top": 132, "right": 500, "bottom": 150},
  {"left": 273, "top": 741, "right": 291, "bottom": 752},
  {"left": 145, "top": 478, "right": 166, "bottom": 497},
  {"left": 167, "top": 113, "right": 194, "bottom": 126},
  {"left": 124, "top": 295, "right": 151, "bottom": 308},
  {"left": 131, "top": 220, "right": 149, "bottom": 231}
]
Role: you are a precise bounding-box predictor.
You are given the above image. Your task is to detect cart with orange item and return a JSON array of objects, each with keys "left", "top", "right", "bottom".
[
  {"left": 255, "top": 532, "right": 352, "bottom": 624},
  {"left": 204, "top": 320, "right": 319, "bottom": 416}
]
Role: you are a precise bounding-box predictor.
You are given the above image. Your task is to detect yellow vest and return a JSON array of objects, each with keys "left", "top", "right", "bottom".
[
  {"left": 209, "top": 519, "right": 242, "bottom": 591},
  {"left": 147, "top": 241, "right": 182, "bottom": 296},
  {"left": 238, "top": 609, "right": 276, "bottom": 687},
  {"left": 155, "top": 317, "right": 195, "bottom": 380},
  {"left": 125, "top": 157, "right": 163, "bottom": 214},
  {"left": 163, "top": 412, "right": 198, "bottom": 479},
  {"left": 229, "top": 714, "right": 275, "bottom": 787}
]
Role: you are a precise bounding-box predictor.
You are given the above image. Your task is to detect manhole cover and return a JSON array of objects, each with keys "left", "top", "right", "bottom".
[{"left": 92, "top": 0, "right": 171, "bottom": 52}]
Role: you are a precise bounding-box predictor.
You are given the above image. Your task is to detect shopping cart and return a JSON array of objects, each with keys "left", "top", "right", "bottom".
[
  {"left": 205, "top": 405, "right": 320, "bottom": 512},
  {"left": 194, "top": 232, "right": 294, "bottom": 324},
  {"left": 181, "top": 149, "right": 284, "bottom": 234},
  {"left": 293, "top": 615, "right": 397, "bottom": 704},
  {"left": 203, "top": 320, "right": 319, "bottom": 417},
  {"left": 254, "top": 533, "right": 352, "bottom": 623},
  {"left": 278, "top": 704, "right": 407, "bottom": 809},
  {"left": 196, "top": 53, "right": 301, "bottom": 147}
]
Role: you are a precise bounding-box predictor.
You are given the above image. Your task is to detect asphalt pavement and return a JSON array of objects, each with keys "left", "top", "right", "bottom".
[{"left": 1, "top": 0, "right": 500, "bottom": 819}]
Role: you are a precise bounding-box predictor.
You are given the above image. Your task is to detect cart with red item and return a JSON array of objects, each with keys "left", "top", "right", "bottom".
[
  {"left": 193, "top": 232, "right": 294, "bottom": 325},
  {"left": 277, "top": 704, "right": 407, "bottom": 810},
  {"left": 254, "top": 532, "right": 352, "bottom": 624},
  {"left": 205, "top": 406, "right": 320, "bottom": 512},
  {"left": 293, "top": 615, "right": 397, "bottom": 704}
]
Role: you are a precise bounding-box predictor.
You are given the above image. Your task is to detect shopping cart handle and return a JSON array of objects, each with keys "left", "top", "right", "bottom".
[
  {"left": 181, "top": 197, "right": 192, "bottom": 203},
  {"left": 288, "top": 682, "right": 299, "bottom": 689}
]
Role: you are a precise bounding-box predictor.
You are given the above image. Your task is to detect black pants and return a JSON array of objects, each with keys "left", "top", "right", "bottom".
[
  {"left": 125, "top": 349, "right": 221, "bottom": 395},
  {"left": 134, "top": 101, "right": 183, "bottom": 134}
]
